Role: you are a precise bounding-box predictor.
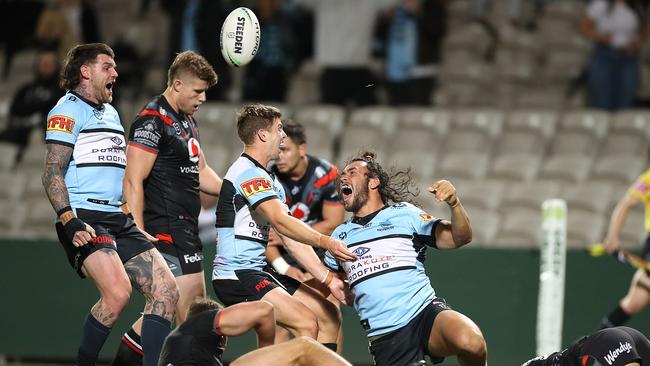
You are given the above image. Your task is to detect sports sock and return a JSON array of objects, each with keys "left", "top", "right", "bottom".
[
  {"left": 600, "top": 304, "right": 630, "bottom": 329},
  {"left": 110, "top": 327, "right": 143, "bottom": 366},
  {"left": 141, "top": 314, "right": 171, "bottom": 366},
  {"left": 77, "top": 313, "right": 111, "bottom": 366},
  {"left": 322, "top": 342, "right": 337, "bottom": 352}
]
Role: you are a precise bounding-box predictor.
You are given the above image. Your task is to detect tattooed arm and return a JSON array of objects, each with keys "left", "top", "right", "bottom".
[{"left": 42, "top": 143, "right": 95, "bottom": 246}]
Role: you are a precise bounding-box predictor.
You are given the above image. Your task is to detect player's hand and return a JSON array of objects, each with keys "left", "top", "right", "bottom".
[
  {"left": 267, "top": 228, "right": 282, "bottom": 247},
  {"left": 65, "top": 218, "right": 97, "bottom": 247},
  {"left": 286, "top": 266, "right": 308, "bottom": 282},
  {"left": 328, "top": 275, "right": 353, "bottom": 306},
  {"left": 139, "top": 228, "right": 159, "bottom": 243},
  {"left": 428, "top": 180, "right": 459, "bottom": 207},
  {"left": 604, "top": 235, "right": 621, "bottom": 254},
  {"left": 321, "top": 236, "right": 357, "bottom": 261}
]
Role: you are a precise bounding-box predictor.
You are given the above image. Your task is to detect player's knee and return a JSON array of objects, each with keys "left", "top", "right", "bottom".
[
  {"left": 155, "top": 273, "right": 180, "bottom": 308},
  {"left": 294, "top": 336, "right": 320, "bottom": 354},
  {"left": 103, "top": 283, "right": 132, "bottom": 312},
  {"left": 456, "top": 328, "right": 487, "bottom": 358}
]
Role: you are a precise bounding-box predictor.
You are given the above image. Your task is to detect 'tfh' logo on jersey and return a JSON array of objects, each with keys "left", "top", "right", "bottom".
[
  {"left": 240, "top": 178, "right": 272, "bottom": 197},
  {"left": 419, "top": 213, "right": 433, "bottom": 222},
  {"left": 187, "top": 137, "right": 200, "bottom": 163},
  {"left": 604, "top": 342, "right": 632, "bottom": 365},
  {"left": 47, "top": 115, "right": 75, "bottom": 134}
]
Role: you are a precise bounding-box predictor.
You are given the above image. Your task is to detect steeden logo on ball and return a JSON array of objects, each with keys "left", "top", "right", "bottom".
[{"left": 220, "top": 7, "right": 260, "bottom": 67}]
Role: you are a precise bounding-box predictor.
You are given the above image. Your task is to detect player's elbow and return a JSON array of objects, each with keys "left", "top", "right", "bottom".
[{"left": 454, "top": 230, "right": 472, "bottom": 247}]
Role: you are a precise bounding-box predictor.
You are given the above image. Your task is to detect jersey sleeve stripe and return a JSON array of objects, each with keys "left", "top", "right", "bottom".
[
  {"left": 249, "top": 195, "right": 279, "bottom": 211},
  {"left": 45, "top": 139, "right": 74, "bottom": 148},
  {"left": 313, "top": 167, "right": 338, "bottom": 188},
  {"left": 128, "top": 141, "right": 159, "bottom": 155},
  {"left": 138, "top": 109, "right": 174, "bottom": 126}
]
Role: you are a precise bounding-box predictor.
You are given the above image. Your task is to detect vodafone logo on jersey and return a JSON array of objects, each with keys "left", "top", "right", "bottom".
[{"left": 187, "top": 137, "right": 200, "bottom": 163}]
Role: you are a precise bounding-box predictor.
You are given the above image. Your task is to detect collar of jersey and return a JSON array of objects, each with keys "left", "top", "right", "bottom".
[
  {"left": 351, "top": 204, "right": 389, "bottom": 226},
  {"left": 158, "top": 95, "right": 186, "bottom": 121},
  {"left": 70, "top": 90, "right": 104, "bottom": 111},
  {"left": 242, "top": 153, "right": 272, "bottom": 174}
]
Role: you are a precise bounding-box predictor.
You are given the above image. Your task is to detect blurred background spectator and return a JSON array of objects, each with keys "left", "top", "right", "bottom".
[
  {"left": 242, "top": 0, "right": 298, "bottom": 102},
  {"left": 0, "top": 44, "right": 63, "bottom": 167},
  {"left": 580, "top": 0, "right": 647, "bottom": 111},
  {"left": 375, "top": 0, "right": 447, "bottom": 105},
  {"left": 35, "top": 0, "right": 100, "bottom": 60}
]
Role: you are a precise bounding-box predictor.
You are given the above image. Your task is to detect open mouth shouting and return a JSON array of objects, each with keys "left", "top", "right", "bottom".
[
  {"left": 340, "top": 183, "right": 353, "bottom": 203},
  {"left": 105, "top": 81, "right": 115, "bottom": 95}
]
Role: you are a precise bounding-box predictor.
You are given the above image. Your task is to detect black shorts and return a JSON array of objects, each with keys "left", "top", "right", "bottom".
[
  {"left": 56, "top": 208, "right": 154, "bottom": 278},
  {"left": 212, "top": 268, "right": 301, "bottom": 306},
  {"left": 579, "top": 326, "right": 648, "bottom": 365},
  {"left": 149, "top": 225, "right": 203, "bottom": 277},
  {"left": 368, "top": 298, "right": 452, "bottom": 366}
]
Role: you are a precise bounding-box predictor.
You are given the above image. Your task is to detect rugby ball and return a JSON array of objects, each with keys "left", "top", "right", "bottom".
[{"left": 220, "top": 7, "right": 261, "bottom": 67}]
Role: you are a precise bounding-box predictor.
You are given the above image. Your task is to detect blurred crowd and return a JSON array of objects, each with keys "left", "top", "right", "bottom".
[{"left": 1, "top": 0, "right": 650, "bottom": 167}]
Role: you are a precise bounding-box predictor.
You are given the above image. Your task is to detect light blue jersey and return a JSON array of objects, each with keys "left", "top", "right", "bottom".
[
  {"left": 324, "top": 202, "right": 441, "bottom": 337},
  {"left": 212, "top": 154, "right": 288, "bottom": 280},
  {"left": 45, "top": 92, "right": 126, "bottom": 213}
]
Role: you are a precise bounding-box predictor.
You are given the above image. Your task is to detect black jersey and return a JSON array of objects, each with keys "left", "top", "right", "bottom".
[
  {"left": 158, "top": 309, "right": 227, "bottom": 366},
  {"left": 522, "top": 327, "right": 650, "bottom": 366},
  {"left": 270, "top": 155, "right": 340, "bottom": 225},
  {"left": 128, "top": 96, "right": 202, "bottom": 233},
  {"left": 270, "top": 155, "right": 341, "bottom": 266}
]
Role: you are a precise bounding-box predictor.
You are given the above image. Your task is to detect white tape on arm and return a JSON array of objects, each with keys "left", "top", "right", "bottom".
[{"left": 271, "top": 257, "right": 291, "bottom": 275}]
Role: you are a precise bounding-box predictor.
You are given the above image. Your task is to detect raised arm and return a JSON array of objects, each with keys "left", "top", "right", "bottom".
[
  {"left": 428, "top": 180, "right": 472, "bottom": 249},
  {"left": 604, "top": 192, "right": 640, "bottom": 253}
]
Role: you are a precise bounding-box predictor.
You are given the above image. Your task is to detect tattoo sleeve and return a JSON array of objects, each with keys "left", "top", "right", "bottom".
[{"left": 42, "top": 143, "right": 73, "bottom": 214}]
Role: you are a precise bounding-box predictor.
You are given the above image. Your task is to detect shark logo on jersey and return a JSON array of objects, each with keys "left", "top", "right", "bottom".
[
  {"left": 353, "top": 247, "right": 370, "bottom": 257},
  {"left": 338, "top": 231, "right": 347, "bottom": 240},
  {"left": 110, "top": 136, "right": 123, "bottom": 146},
  {"left": 92, "top": 108, "right": 104, "bottom": 120},
  {"left": 240, "top": 178, "right": 272, "bottom": 197}
]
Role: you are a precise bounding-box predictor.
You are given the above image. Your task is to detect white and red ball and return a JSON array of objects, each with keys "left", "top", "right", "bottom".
[{"left": 220, "top": 7, "right": 261, "bottom": 67}]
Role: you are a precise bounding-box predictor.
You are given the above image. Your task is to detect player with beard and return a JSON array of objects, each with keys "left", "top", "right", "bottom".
[
  {"left": 324, "top": 151, "right": 487, "bottom": 366},
  {"left": 265, "top": 120, "right": 345, "bottom": 349},
  {"left": 42, "top": 43, "right": 178, "bottom": 366},
  {"left": 212, "top": 104, "right": 356, "bottom": 350},
  {"left": 521, "top": 326, "right": 650, "bottom": 366},
  {"left": 111, "top": 51, "right": 223, "bottom": 366}
]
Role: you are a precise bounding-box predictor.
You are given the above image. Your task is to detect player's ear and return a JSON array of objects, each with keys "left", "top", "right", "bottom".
[
  {"left": 257, "top": 128, "right": 268, "bottom": 142},
  {"left": 80, "top": 64, "right": 91, "bottom": 80},
  {"left": 299, "top": 143, "right": 306, "bottom": 157},
  {"left": 369, "top": 177, "right": 380, "bottom": 190},
  {"left": 172, "top": 79, "right": 183, "bottom": 92}
]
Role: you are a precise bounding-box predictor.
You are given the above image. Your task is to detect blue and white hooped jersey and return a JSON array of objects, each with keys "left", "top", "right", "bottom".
[
  {"left": 45, "top": 92, "right": 126, "bottom": 213},
  {"left": 212, "top": 154, "right": 288, "bottom": 280},
  {"left": 324, "top": 202, "right": 441, "bottom": 337}
]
